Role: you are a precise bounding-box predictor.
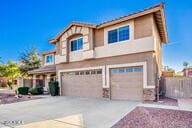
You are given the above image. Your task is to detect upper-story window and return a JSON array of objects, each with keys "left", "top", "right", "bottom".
[
  {"left": 45, "top": 54, "right": 53, "bottom": 64},
  {"left": 108, "top": 25, "right": 130, "bottom": 44},
  {"left": 71, "top": 38, "right": 83, "bottom": 51}
]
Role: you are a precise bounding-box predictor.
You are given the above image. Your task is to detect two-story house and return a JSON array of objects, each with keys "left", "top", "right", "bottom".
[{"left": 29, "top": 3, "right": 168, "bottom": 101}]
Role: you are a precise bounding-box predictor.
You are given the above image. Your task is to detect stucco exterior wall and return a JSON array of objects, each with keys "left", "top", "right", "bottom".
[
  {"left": 152, "top": 14, "right": 162, "bottom": 76},
  {"left": 94, "top": 28, "right": 104, "bottom": 47},
  {"left": 56, "top": 52, "right": 156, "bottom": 86},
  {"left": 134, "top": 14, "right": 153, "bottom": 39}
]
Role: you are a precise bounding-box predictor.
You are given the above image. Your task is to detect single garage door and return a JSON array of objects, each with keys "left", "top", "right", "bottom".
[
  {"left": 110, "top": 66, "right": 143, "bottom": 100},
  {"left": 61, "top": 69, "right": 103, "bottom": 98}
]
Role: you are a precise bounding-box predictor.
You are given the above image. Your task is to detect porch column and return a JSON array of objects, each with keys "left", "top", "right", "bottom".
[
  {"left": 45, "top": 74, "right": 51, "bottom": 89},
  {"left": 39, "top": 75, "right": 43, "bottom": 80},
  {"left": 32, "top": 75, "right": 37, "bottom": 88}
]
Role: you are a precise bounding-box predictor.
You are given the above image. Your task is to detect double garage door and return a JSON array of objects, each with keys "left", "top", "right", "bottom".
[
  {"left": 61, "top": 66, "right": 143, "bottom": 100},
  {"left": 61, "top": 69, "right": 103, "bottom": 98}
]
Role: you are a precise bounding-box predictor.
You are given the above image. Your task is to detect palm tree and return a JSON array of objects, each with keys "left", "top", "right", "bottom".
[{"left": 183, "top": 61, "right": 189, "bottom": 68}]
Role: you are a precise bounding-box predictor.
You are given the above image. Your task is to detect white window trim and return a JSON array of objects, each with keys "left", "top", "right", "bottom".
[
  {"left": 106, "top": 62, "right": 155, "bottom": 89},
  {"left": 58, "top": 66, "right": 106, "bottom": 94},
  {"left": 70, "top": 37, "right": 83, "bottom": 52},
  {"left": 45, "top": 54, "right": 54, "bottom": 66},
  {"left": 104, "top": 21, "right": 134, "bottom": 46},
  {"left": 107, "top": 25, "right": 130, "bottom": 44}
]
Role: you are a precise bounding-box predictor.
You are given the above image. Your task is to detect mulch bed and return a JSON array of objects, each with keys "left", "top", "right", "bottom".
[
  {"left": 0, "top": 93, "right": 42, "bottom": 104},
  {"left": 144, "top": 97, "right": 178, "bottom": 106},
  {"left": 112, "top": 107, "right": 192, "bottom": 128}
]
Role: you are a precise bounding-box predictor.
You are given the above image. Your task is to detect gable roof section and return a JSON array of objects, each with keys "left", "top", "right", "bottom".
[
  {"left": 49, "top": 22, "right": 96, "bottom": 43},
  {"left": 49, "top": 3, "right": 168, "bottom": 44}
]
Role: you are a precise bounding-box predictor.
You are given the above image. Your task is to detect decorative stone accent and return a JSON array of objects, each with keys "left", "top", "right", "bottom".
[
  {"left": 103, "top": 88, "right": 110, "bottom": 98},
  {"left": 143, "top": 88, "right": 156, "bottom": 101}
]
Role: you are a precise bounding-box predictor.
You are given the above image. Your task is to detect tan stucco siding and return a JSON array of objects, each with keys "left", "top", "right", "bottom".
[
  {"left": 134, "top": 14, "right": 153, "bottom": 39},
  {"left": 94, "top": 28, "right": 104, "bottom": 47},
  {"left": 56, "top": 52, "right": 156, "bottom": 86},
  {"left": 152, "top": 15, "right": 162, "bottom": 76},
  {"left": 56, "top": 41, "right": 60, "bottom": 55}
]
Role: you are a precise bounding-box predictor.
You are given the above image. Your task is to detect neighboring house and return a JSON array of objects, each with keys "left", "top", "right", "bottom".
[
  {"left": 183, "top": 66, "right": 192, "bottom": 77},
  {"left": 28, "top": 50, "right": 56, "bottom": 88},
  {"left": 30, "top": 3, "right": 168, "bottom": 101},
  {"left": 162, "top": 70, "right": 174, "bottom": 77}
]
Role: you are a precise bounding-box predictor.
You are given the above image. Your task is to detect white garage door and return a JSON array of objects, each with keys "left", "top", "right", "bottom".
[
  {"left": 110, "top": 66, "right": 143, "bottom": 100},
  {"left": 61, "top": 69, "right": 103, "bottom": 98}
]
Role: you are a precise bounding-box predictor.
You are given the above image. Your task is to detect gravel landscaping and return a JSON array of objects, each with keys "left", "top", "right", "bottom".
[
  {"left": 112, "top": 107, "right": 192, "bottom": 128},
  {"left": 0, "top": 93, "right": 42, "bottom": 104}
]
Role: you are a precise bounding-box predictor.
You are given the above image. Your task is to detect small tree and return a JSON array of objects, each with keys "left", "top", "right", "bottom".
[
  {"left": 0, "top": 61, "right": 21, "bottom": 89},
  {"left": 183, "top": 61, "right": 189, "bottom": 68},
  {"left": 19, "top": 48, "right": 41, "bottom": 76}
]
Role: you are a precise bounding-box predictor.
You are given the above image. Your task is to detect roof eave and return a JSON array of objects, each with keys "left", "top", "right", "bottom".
[
  {"left": 42, "top": 50, "right": 56, "bottom": 55},
  {"left": 49, "top": 39, "right": 58, "bottom": 44},
  {"left": 160, "top": 8, "right": 168, "bottom": 44},
  {"left": 96, "top": 5, "right": 162, "bottom": 29}
]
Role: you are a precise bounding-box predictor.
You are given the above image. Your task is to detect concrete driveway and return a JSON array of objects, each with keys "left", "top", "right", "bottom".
[{"left": 0, "top": 96, "right": 140, "bottom": 128}]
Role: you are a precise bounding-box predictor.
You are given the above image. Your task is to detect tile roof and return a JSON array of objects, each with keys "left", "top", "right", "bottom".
[
  {"left": 49, "top": 2, "right": 168, "bottom": 43},
  {"left": 97, "top": 3, "right": 164, "bottom": 26},
  {"left": 42, "top": 50, "right": 56, "bottom": 55},
  {"left": 28, "top": 65, "right": 56, "bottom": 74}
]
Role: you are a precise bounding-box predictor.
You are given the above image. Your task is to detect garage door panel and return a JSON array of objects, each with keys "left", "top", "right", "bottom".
[
  {"left": 111, "top": 66, "right": 143, "bottom": 100},
  {"left": 61, "top": 70, "right": 102, "bottom": 98}
]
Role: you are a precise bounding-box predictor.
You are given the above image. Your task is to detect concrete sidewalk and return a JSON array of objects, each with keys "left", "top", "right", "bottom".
[
  {"left": 1, "top": 114, "right": 83, "bottom": 128},
  {"left": 178, "top": 98, "right": 192, "bottom": 111}
]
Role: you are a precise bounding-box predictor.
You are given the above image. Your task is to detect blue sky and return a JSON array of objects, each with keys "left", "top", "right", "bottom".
[{"left": 0, "top": 0, "right": 192, "bottom": 71}]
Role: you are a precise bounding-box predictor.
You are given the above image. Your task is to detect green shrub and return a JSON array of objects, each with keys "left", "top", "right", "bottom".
[
  {"left": 7, "top": 81, "right": 13, "bottom": 89},
  {"left": 36, "top": 85, "right": 44, "bottom": 94},
  {"left": 29, "top": 88, "right": 39, "bottom": 95},
  {"left": 18, "top": 87, "right": 29, "bottom": 95},
  {"left": 49, "top": 81, "right": 59, "bottom": 96}
]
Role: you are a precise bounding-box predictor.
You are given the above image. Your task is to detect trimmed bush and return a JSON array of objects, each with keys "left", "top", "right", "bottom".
[
  {"left": 36, "top": 85, "right": 44, "bottom": 94},
  {"left": 18, "top": 87, "right": 29, "bottom": 95},
  {"left": 49, "top": 81, "right": 59, "bottom": 96},
  {"left": 29, "top": 88, "right": 39, "bottom": 95}
]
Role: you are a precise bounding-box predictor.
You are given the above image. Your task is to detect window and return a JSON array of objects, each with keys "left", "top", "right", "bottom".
[
  {"left": 119, "top": 68, "right": 125, "bottom": 73},
  {"left": 46, "top": 54, "right": 53, "bottom": 64},
  {"left": 134, "top": 67, "right": 143, "bottom": 72},
  {"left": 91, "top": 70, "right": 96, "bottom": 75},
  {"left": 108, "top": 25, "right": 130, "bottom": 44},
  {"left": 80, "top": 71, "right": 84, "bottom": 75},
  {"left": 119, "top": 26, "right": 129, "bottom": 41},
  {"left": 111, "top": 69, "right": 118, "bottom": 74},
  {"left": 108, "top": 29, "right": 118, "bottom": 43},
  {"left": 96, "top": 70, "right": 102, "bottom": 74},
  {"left": 71, "top": 38, "right": 83, "bottom": 51},
  {"left": 85, "top": 71, "right": 90, "bottom": 75},
  {"left": 126, "top": 68, "right": 133, "bottom": 72}
]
